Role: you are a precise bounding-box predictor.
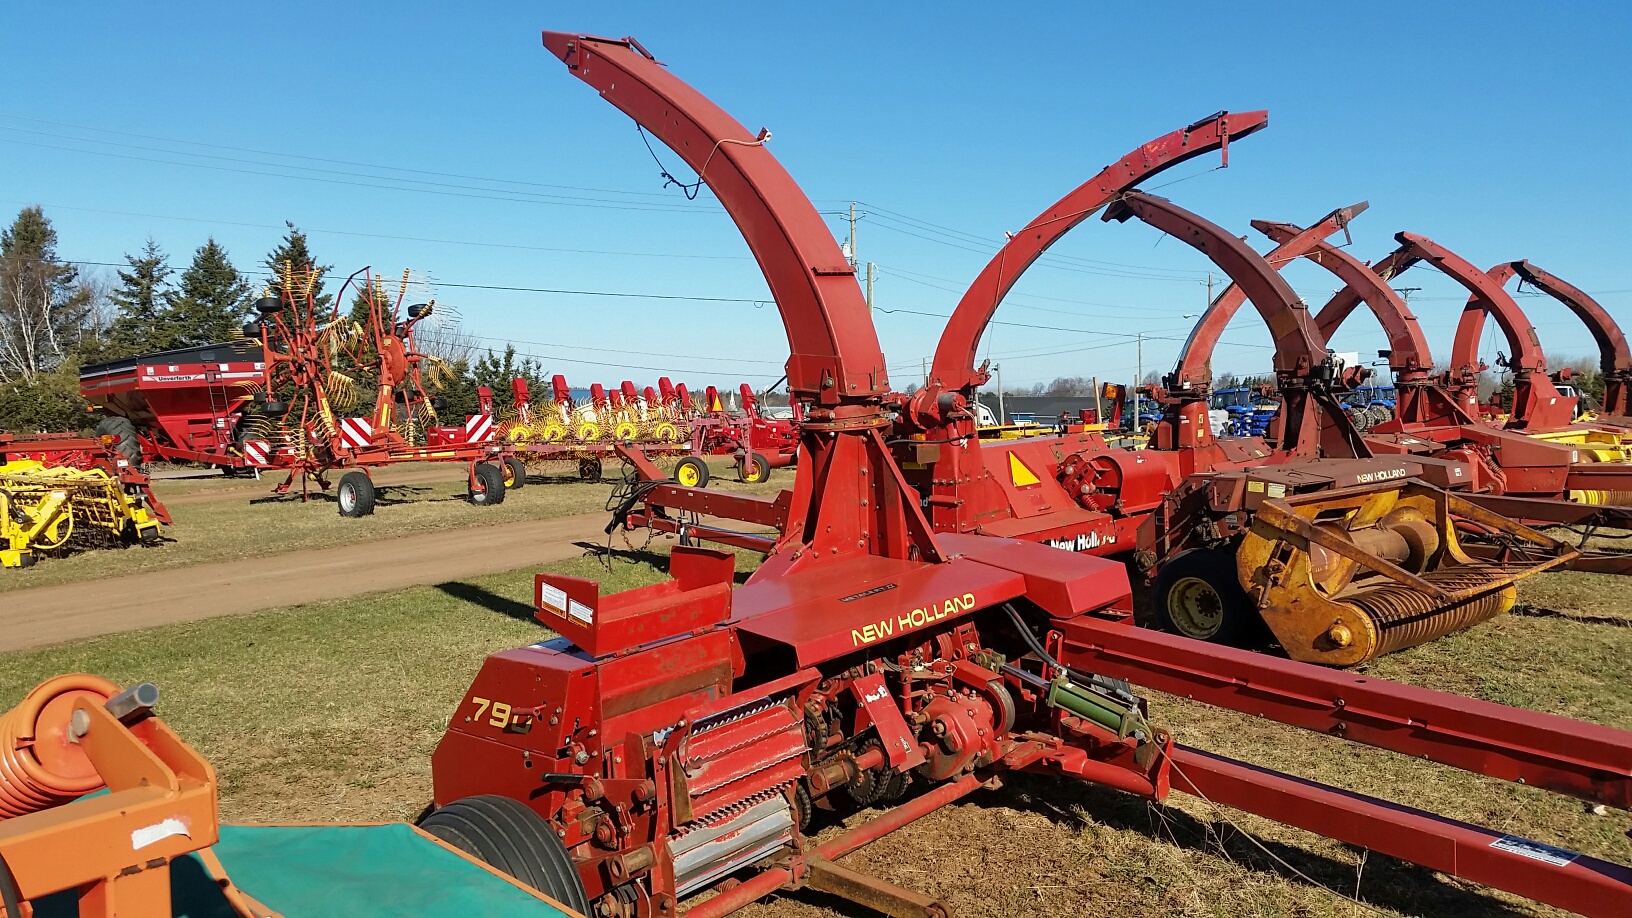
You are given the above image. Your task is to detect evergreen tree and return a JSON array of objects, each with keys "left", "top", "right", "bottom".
[
  {"left": 436, "top": 357, "right": 479, "bottom": 420},
  {"left": 470, "top": 345, "right": 548, "bottom": 404},
  {"left": 105, "top": 239, "right": 176, "bottom": 356},
  {"left": 168, "top": 238, "right": 251, "bottom": 347},
  {"left": 263, "top": 222, "right": 331, "bottom": 313},
  {"left": 0, "top": 206, "right": 89, "bottom": 384}
]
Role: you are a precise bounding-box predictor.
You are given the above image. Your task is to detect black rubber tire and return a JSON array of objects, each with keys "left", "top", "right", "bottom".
[
  {"left": 503, "top": 457, "right": 527, "bottom": 491},
  {"left": 737, "top": 452, "right": 771, "bottom": 484},
  {"left": 95, "top": 417, "right": 142, "bottom": 464},
  {"left": 419, "top": 795, "right": 590, "bottom": 915},
  {"left": 673, "top": 455, "right": 710, "bottom": 489},
  {"left": 1152, "top": 548, "right": 1256, "bottom": 645},
  {"left": 336, "top": 471, "right": 377, "bottom": 518},
  {"left": 470, "top": 462, "right": 507, "bottom": 506},
  {"left": 578, "top": 458, "right": 602, "bottom": 482}
]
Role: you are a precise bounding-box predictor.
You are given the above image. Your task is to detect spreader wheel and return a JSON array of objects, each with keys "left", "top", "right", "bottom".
[
  {"left": 419, "top": 795, "right": 590, "bottom": 915},
  {"left": 673, "top": 456, "right": 710, "bottom": 489},
  {"left": 470, "top": 463, "right": 507, "bottom": 506},
  {"left": 578, "top": 458, "right": 602, "bottom": 482},
  {"left": 503, "top": 457, "right": 527, "bottom": 491},
  {"left": 738, "top": 452, "right": 771, "bottom": 484},
  {"left": 94, "top": 417, "right": 142, "bottom": 464},
  {"left": 336, "top": 471, "right": 377, "bottom": 518},
  {"left": 1153, "top": 548, "right": 1255, "bottom": 645}
]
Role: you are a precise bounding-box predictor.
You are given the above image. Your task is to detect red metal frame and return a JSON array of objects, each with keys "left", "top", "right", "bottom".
[
  {"left": 0, "top": 432, "right": 171, "bottom": 525},
  {"left": 1103, "top": 191, "right": 1368, "bottom": 466},
  {"left": 429, "top": 32, "right": 1632, "bottom": 918},
  {"left": 1306, "top": 233, "right": 1632, "bottom": 503},
  {"left": 926, "top": 110, "right": 1268, "bottom": 394},
  {"left": 545, "top": 31, "right": 938, "bottom": 569},
  {"left": 1483, "top": 260, "right": 1632, "bottom": 421},
  {"left": 247, "top": 267, "right": 510, "bottom": 500}
]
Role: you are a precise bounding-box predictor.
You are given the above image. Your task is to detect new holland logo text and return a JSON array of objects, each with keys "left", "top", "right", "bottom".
[
  {"left": 1046, "top": 531, "right": 1116, "bottom": 552},
  {"left": 851, "top": 592, "right": 977, "bottom": 647},
  {"left": 1354, "top": 467, "right": 1409, "bottom": 484}
]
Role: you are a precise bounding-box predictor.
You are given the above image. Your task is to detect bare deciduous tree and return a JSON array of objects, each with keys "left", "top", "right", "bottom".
[{"left": 0, "top": 207, "right": 89, "bottom": 384}]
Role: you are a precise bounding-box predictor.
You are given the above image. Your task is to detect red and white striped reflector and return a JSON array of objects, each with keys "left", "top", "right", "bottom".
[
  {"left": 340, "top": 417, "right": 374, "bottom": 449},
  {"left": 242, "top": 439, "right": 272, "bottom": 466},
  {"left": 465, "top": 413, "right": 494, "bottom": 444}
]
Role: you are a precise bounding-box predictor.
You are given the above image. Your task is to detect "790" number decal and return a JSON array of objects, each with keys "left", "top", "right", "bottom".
[{"left": 468, "top": 696, "right": 531, "bottom": 732}]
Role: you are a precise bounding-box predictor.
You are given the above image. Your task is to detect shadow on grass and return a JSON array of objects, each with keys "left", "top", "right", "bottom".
[
  {"left": 972, "top": 772, "right": 1535, "bottom": 918},
  {"left": 1512, "top": 602, "right": 1632, "bottom": 627},
  {"left": 434, "top": 581, "right": 543, "bottom": 624}
]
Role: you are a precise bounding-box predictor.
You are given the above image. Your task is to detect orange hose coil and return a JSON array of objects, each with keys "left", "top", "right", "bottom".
[{"left": 0, "top": 674, "right": 119, "bottom": 820}]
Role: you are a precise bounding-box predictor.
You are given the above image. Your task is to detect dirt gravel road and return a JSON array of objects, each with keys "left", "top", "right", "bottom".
[{"left": 0, "top": 512, "right": 610, "bottom": 652}]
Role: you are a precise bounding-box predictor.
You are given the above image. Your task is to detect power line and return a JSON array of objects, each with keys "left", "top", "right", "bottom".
[
  {"left": 493, "top": 336, "right": 782, "bottom": 366},
  {"left": 432, "top": 280, "right": 768, "bottom": 304},
  {"left": 67, "top": 260, "right": 771, "bottom": 306},
  {"left": 17, "top": 200, "right": 752, "bottom": 261},
  {"left": 0, "top": 135, "right": 722, "bottom": 215},
  {"left": 0, "top": 112, "right": 694, "bottom": 200},
  {"left": 855, "top": 200, "right": 1207, "bottom": 277},
  {"left": 860, "top": 217, "right": 1204, "bottom": 283},
  {"left": 875, "top": 263, "right": 1204, "bottom": 319},
  {"left": 874, "top": 305, "right": 1274, "bottom": 350}
]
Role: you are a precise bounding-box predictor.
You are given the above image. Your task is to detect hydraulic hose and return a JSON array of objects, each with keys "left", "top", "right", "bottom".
[{"left": 1002, "top": 603, "right": 1137, "bottom": 705}]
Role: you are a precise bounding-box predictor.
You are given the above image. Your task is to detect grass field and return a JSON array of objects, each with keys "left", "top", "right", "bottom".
[{"left": 2, "top": 539, "right": 1627, "bottom": 917}]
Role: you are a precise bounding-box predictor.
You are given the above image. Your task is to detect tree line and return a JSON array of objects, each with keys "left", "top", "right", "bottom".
[{"left": 0, "top": 205, "right": 550, "bottom": 434}]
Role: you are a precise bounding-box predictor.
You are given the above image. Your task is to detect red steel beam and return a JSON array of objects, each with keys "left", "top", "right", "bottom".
[
  {"left": 1103, "top": 192, "right": 1368, "bottom": 459},
  {"left": 1169, "top": 204, "right": 1362, "bottom": 393},
  {"left": 1312, "top": 243, "right": 1423, "bottom": 339},
  {"left": 1396, "top": 233, "right": 1548, "bottom": 379},
  {"left": 1104, "top": 192, "right": 1328, "bottom": 379},
  {"left": 1058, "top": 617, "right": 1632, "bottom": 810},
  {"left": 1498, "top": 260, "right": 1632, "bottom": 417},
  {"left": 928, "top": 111, "right": 1268, "bottom": 393},
  {"left": 1170, "top": 745, "right": 1632, "bottom": 918},
  {"left": 1253, "top": 219, "right": 1435, "bottom": 376},
  {"left": 545, "top": 33, "right": 946, "bottom": 566},
  {"left": 542, "top": 33, "right": 884, "bottom": 405}
]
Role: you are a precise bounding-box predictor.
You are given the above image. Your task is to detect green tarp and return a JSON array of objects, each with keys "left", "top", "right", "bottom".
[{"left": 34, "top": 823, "right": 579, "bottom": 918}]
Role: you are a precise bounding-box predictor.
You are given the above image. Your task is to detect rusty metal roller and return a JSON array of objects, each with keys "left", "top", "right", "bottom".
[
  {"left": 1239, "top": 480, "right": 1573, "bottom": 667},
  {"left": 1337, "top": 568, "right": 1515, "bottom": 659}
]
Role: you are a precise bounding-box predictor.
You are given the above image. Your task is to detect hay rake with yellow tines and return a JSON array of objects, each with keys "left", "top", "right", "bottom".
[{"left": 236, "top": 265, "right": 518, "bottom": 516}]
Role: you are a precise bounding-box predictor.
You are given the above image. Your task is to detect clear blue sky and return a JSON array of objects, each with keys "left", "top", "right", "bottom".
[{"left": 2, "top": 2, "right": 1627, "bottom": 391}]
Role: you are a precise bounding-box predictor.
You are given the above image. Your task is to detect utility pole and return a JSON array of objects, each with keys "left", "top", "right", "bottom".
[
  {"left": 1092, "top": 375, "right": 1101, "bottom": 424},
  {"left": 1132, "top": 334, "right": 1143, "bottom": 430},
  {"left": 922, "top": 357, "right": 928, "bottom": 388},
  {"left": 995, "top": 364, "right": 1005, "bottom": 424},
  {"left": 865, "top": 262, "right": 875, "bottom": 310},
  {"left": 847, "top": 202, "right": 858, "bottom": 269},
  {"left": 1206, "top": 272, "right": 1214, "bottom": 307}
]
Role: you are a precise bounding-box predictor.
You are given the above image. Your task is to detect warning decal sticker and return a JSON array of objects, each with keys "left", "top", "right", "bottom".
[{"left": 1008, "top": 453, "right": 1041, "bottom": 488}]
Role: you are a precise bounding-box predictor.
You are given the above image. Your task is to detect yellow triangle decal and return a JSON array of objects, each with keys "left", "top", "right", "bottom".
[{"left": 1008, "top": 453, "right": 1041, "bottom": 488}]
